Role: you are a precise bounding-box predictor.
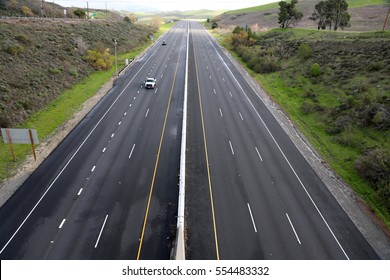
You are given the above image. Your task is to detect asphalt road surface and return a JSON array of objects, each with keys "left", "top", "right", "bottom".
[
  {"left": 0, "top": 22, "right": 186, "bottom": 260},
  {"left": 0, "top": 21, "right": 379, "bottom": 260},
  {"left": 184, "top": 22, "right": 379, "bottom": 260}
]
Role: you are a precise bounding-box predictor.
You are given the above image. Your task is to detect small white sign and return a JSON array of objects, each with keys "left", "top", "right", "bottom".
[{"left": 1, "top": 128, "right": 39, "bottom": 144}]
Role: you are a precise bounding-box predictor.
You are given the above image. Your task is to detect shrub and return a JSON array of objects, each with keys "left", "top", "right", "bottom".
[
  {"left": 16, "top": 34, "right": 29, "bottom": 43},
  {"left": 69, "top": 68, "right": 78, "bottom": 77},
  {"left": 253, "top": 55, "right": 280, "bottom": 74},
  {"left": 297, "top": 43, "right": 312, "bottom": 60},
  {"left": 310, "top": 63, "right": 321, "bottom": 77},
  {"left": 355, "top": 148, "right": 390, "bottom": 185},
  {"left": 6, "top": 44, "right": 25, "bottom": 56},
  {"left": 84, "top": 49, "right": 114, "bottom": 70},
  {"left": 211, "top": 22, "right": 218, "bottom": 29}
]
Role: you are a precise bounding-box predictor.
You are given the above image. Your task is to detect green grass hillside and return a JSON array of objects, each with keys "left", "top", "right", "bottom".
[
  {"left": 225, "top": 0, "right": 388, "bottom": 14},
  {"left": 221, "top": 28, "right": 390, "bottom": 227},
  {"left": 0, "top": 19, "right": 161, "bottom": 182},
  {"left": 215, "top": 0, "right": 389, "bottom": 32}
]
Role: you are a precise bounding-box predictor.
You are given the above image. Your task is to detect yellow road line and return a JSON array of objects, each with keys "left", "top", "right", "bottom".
[
  {"left": 193, "top": 34, "right": 220, "bottom": 260},
  {"left": 136, "top": 33, "right": 184, "bottom": 260}
]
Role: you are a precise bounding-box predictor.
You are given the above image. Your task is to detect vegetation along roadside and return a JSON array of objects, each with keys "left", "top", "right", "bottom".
[
  {"left": 216, "top": 26, "right": 390, "bottom": 229},
  {"left": 0, "top": 19, "right": 172, "bottom": 183}
]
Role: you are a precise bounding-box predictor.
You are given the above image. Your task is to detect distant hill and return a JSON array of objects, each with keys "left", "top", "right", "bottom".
[
  {"left": 213, "top": 0, "right": 390, "bottom": 32},
  {"left": 134, "top": 9, "right": 225, "bottom": 22}
]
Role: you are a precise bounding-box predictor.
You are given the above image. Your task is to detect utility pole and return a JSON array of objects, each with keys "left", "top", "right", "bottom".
[
  {"left": 383, "top": 8, "right": 390, "bottom": 32},
  {"left": 40, "top": 0, "right": 44, "bottom": 18},
  {"left": 114, "top": 39, "right": 118, "bottom": 78},
  {"left": 87, "top": 1, "right": 89, "bottom": 19}
]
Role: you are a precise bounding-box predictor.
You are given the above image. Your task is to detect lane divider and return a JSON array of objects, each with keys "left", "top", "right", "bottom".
[{"left": 173, "top": 21, "right": 189, "bottom": 260}]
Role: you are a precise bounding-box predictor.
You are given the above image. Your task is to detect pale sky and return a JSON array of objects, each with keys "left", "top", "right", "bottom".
[{"left": 54, "top": 0, "right": 278, "bottom": 12}]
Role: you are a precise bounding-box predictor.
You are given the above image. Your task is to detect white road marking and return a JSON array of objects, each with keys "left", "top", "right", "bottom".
[
  {"left": 209, "top": 75, "right": 212, "bottom": 80},
  {"left": 128, "top": 144, "right": 136, "bottom": 159},
  {"left": 134, "top": 97, "right": 136, "bottom": 100},
  {"left": 102, "top": 147, "right": 106, "bottom": 153},
  {"left": 255, "top": 147, "right": 263, "bottom": 162},
  {"left": 229, "top": 140, "right": 235, "bottom": 155},
  {"left": 165, "top": 64, "right": 167, "bottom": 68},
  {"left": 205, "top": 31, "right": 350, "bottom": 259},
  {"left": 0, "top": 38, "right": 162, "bottom": 255},
  {"left": 229, "top": 91, "right": 232, "bottom": 97},
  {"left": 145, "top": 108, "right": 150, "bottom": 118},
  {"left": 239, "top": 112, "right": 244, "bottom": 121},
  {"left": 154, "top": 88, "right": 158, "bottom": 94},
  {"left": 247, "top": 203, "right": 257, "bottom": 233},
  {"left": 161, "top": 74, "right": 164, "bottom": 79},
  {"left": 118, "top": 121, "right": 121, "bottom": 126},
  {"left": 223, "top": 77, "right": 225, "bottom": 81},
  {"left": 58, "top": 219, "right": 66, "bottom": 229},
  {"left": 213, "top": 88, "right": 216, "bottom": 94},
  {"left": 111, "top": 133, "right": 114, "bottom": 138},
  {"left": 286, "top": 213, "right": 301, "bottom": 245},
  {"left": 137, "top": 90, "right": 140, "bottom": 94},
  {"left": 124, "top": 112, "right": 127, "bottom": 116},
  {"left": 77, "top": 188, "right": 83, "bottom": 196},
  {"left": 219, "top": 108, "right": 223, "bottom": 117},
  {"left": 91, "top": 166, "right": 96, "bottom": 172},
  {"left": 94, "top": 214, "right": 108, "bottom": 248},
  {"left": 129, "top": 104, "right": 132, "bottom": 107}
]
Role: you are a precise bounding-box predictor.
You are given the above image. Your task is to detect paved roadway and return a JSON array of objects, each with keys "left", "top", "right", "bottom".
[
  {"left": 0, "top": 21, "right": 380, "bottom": 260},
  {"left": 184, "top": 21, "right": 379, "bottom": 260},
  {"left": 0, "top": 22, "right": 187, "bottom": 259}
]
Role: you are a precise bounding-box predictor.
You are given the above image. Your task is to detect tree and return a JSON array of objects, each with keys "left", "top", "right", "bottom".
[
  {"left": 124, "top": 14, "right": 137, "bottom": 23},
  {"left": 21, "top": 6, "right": 33, "bottom": 17},
  {"left": 73, "top": 8, "right": 86, "bottom": 19},
  {"left": 211, "top": 22, "right": 218, "bottom": 29},
  {"left": 150, "top": 17, "right": 163, "bottom": 28},
  {"left": 329, "top": 0, "right": 350, "bottom": 30},
  {"left": 278, "top": 0, "right": 303, "bottom": 28},
  {"left": 310, "top": 0, "right": 350, "bottom": 30},
  {"left": 310, "top": 1, "right": 330, "bottom": 29}
]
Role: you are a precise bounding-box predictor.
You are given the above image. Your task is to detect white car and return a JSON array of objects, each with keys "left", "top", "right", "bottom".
[{"left": 145, "top": 78, "right": 156, "bottom": 89}]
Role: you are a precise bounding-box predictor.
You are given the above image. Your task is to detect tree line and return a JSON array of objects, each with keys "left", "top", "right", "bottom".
[{"left": 278, "top": 0, "right": 351, "bottom": 30}]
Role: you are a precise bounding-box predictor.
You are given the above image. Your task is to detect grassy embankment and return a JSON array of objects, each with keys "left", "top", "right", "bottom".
[
  {"left": 216, "top": 27, "right": 390, "bottom": 227},
  {"left": 0, "top": 22, "right": 173, "bottom": 182}
]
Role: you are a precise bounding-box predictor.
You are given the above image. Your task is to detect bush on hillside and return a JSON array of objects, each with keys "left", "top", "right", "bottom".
[
  {"left": 297, "top": 43, "right": 312, "bottom": 60},
  {"left": 310, "top": 63, "right": 321, "bottom": 77},
  {"left": 84, "top": 49, "right": 114, "bottom": 70}
]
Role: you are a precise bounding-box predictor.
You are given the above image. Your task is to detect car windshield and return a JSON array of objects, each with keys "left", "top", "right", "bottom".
[{"left": 146, "top": 78, "right": 155, "bottom": 82}]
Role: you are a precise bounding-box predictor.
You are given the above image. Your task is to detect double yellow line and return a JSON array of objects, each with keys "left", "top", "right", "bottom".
[{"left": 136, "top": 31, "right": 183, "bottom": 260}]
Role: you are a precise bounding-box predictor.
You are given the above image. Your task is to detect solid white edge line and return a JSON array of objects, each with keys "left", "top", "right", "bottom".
[
  {"left": 128, "top": 144, "right": 136, "bottom": 159},
  {"left": 286, "top": 213, "right": 302, "bottom": 245},
  {"left": 58, "top": 219, "right": 66, "bottom": 229},
  {"left": 247, "top": 203, "right": 258, "bottom": 233},
  {"left": 0, "top": 37, "right": 162, "bottom": 255},
  {"left": 255, "top": 146, "right": 263, "bottom": 162},
  {"left": 203, "top": 27, "right": 350, "bottom": 260},
  {"left": 94, "top": 214, "right": 108, "bottom": 248}
]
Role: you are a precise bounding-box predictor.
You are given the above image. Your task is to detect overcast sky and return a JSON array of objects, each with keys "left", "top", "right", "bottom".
[{"left": 54, "top": 0, "right": 278, "bottom": 12}]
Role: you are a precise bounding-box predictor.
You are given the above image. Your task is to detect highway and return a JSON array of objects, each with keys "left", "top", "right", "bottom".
[
  {"left": 184, "top": 22, "right": 379, "bottom": 260},
  {"left": 0, "top": 21, "right": 379, "bottom": 260},
  {"left": 0, "top": 22, "right": 187, "bottom": 259}
]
